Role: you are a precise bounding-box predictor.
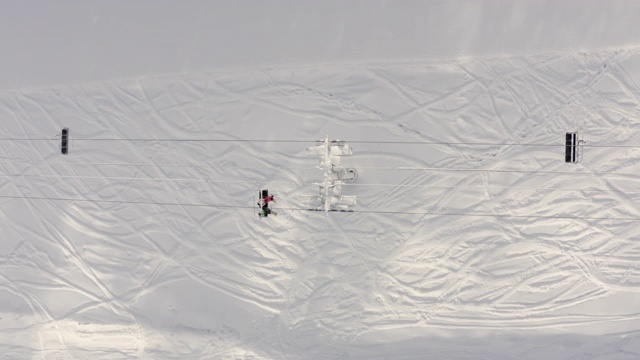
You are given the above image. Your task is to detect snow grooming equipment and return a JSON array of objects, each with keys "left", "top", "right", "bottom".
[
  {"left": 60, "top": 128, "right": 69, "bottom": 155},
  {"left": 565, "top": 131, "right": 584, "bottom": 164},
  {"left": 300, "top": 136, "right": 357, "bottom": 212}
]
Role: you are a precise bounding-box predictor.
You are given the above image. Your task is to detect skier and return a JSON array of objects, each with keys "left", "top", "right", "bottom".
[
  {"left": 257, "top": 195, "right": 275, "bottom": 207},
  {"left": 257, "top": 189, "right": 277, "bottom": 218},
  {"left": 259, "top": 207, "right": 277, "bottom": 217},
  {"left": 263, "top": 195, "right": 275, "bottom": 205}
]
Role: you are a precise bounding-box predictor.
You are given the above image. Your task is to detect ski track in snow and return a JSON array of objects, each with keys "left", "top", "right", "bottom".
[{"left": 2, "top": 47, "right": 640, "bottom": 359}]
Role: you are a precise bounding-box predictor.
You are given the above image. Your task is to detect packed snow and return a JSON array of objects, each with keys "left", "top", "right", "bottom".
[{"left": 2, "top": 1, "right": 640, "bottom": 359}]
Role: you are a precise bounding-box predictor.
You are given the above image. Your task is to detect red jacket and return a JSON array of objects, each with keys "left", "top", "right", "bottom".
[{"left": 263, "top": 195, "right": 275, "bottom": 204}]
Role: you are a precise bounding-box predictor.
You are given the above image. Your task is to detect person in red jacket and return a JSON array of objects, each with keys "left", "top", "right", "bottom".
[
  {"left": 258, "top": 195, "right": 277, "bottom": 217},
  {"left": 263, "top": 195, "right": 275, "bottom": 205},
  {"left": 257, "top": 195, "right": 276, "bottom": 208}
]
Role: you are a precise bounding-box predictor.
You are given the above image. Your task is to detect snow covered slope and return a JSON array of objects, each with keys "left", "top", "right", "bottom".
[{"left": 2, "top": 1, "right": 640, "bottom": 359}]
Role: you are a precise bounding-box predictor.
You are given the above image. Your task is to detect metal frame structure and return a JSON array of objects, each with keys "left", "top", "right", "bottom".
[{"left": 302, "top": 136, "right": 357, "bottom": 212}]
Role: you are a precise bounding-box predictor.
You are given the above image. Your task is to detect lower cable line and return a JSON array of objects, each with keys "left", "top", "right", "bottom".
[
  {"left": 2, "top": 194, "right": 639, "bottom": 222},
  {"left": 0, "top": 194, "right": 245, "bottom": 209},
  {"left": 3, "top": 170, "right": 640, "bottom": 196}
]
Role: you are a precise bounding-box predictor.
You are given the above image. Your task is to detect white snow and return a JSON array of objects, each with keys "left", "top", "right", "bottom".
[{"left": 2, "top": 1, "right": 640, "bottom": 359}]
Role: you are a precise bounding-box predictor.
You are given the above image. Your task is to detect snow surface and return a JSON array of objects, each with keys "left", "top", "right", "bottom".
[{"left": 2, "top": 1, "right": 640, "bottom": 359}]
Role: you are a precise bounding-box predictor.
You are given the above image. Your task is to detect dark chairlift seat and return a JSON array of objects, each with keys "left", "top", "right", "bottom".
[
  {"left": 565, "top": 132, "right": 578, "bottom": 163},
  {"left": 259, "top": 189, "right": 270, "bottom": 217},
  {"left": 61, "top": 128, "right": 69, "bottom": 155}
]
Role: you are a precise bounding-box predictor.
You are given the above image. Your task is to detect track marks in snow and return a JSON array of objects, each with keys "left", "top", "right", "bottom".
[{"left": 3, "top": 47, "right": 640, "bottom": 358}]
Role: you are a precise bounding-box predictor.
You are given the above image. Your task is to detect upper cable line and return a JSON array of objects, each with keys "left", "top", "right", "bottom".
[{"left": 1, "top": 136, "right": 640, "bottom": 149}]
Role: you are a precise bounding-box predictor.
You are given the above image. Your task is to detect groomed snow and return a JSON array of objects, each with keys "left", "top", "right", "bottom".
[{"left": 2, "top": 1, "right": 640, "bottom": 359}]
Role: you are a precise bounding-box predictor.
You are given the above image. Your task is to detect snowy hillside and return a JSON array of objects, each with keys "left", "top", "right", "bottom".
[{"left": 2, "top": 1, "right": 640, "bottom": 359}]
